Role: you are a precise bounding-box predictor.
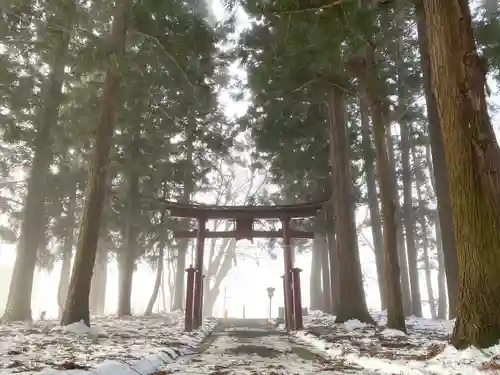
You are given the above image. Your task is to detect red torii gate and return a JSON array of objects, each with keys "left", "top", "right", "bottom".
[{"left": 161, "top": 199, "right": 326, "bottom": 332}]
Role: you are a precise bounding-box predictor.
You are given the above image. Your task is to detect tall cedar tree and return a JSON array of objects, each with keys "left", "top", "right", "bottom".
[
  {"left": 414, "top": 0, "right": 458, "bottom": 318},
  {"left": 423, "top": 0, "right": 500, "bottom": 348},
  {"left": 327, "top": 85, "right": 372, "bottom": 323},
  {"left": 2, "top": 1, "right": 74, "bottom": 322},
  {"left": 61, "top": 0, "right": 131, "bottom": 326}
]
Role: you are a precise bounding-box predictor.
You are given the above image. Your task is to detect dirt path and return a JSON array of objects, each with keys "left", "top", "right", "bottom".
[{"left": 160, "top": 319, "right": 360, "bottom": 374}]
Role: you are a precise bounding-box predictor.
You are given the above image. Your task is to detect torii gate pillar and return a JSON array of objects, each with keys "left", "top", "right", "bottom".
[
  {"left": 193, "top": 217, "right": 206, "bottom": 329},
  {"left": 282, "top": 217, "right": 295, "bottom": 331}
]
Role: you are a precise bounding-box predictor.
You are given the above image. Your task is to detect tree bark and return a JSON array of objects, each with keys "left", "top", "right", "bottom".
[
  {"left": 172, "top": 241, "right": 187, "bottom": 311},
  {"left": 310, "top": 232, "right": 323, "bottom": 311},
  {"left": 326, "top": 228, "right": 339, "bottom": 314},
  {"left": 413, "top": 146, "right": 437, "bottom": 318},
  {"left": 356, "top": 41, "right": 406, "bottom": 331},
  {"left": 204, "top": 239, "right": 235, "bottom": 316},
  {"left": 325, "top": 206, "right": 340, "bottom": 314},
  {"left": 401, "top": 123, "right": 422, "bottom": 317},
  {"left": 423, "top": 0, "right": 500, "bottom": 348},
  {"left": 60, "top": 0, "right": 131, "bottom": 326},
  {"left": 89, "top": 244, "right": 107, "bottom": 316},
  {"left": 320, "top": 236, "right": 331, "bottom": 312},
  {"left": 359, "top": 96, "right": 386, "bottom": 310},
  {"left": 435, "top": 219, "right": 448, "bottom": 319},
  {"left": 415, "top": 0, "right": 459, "bottom": 318},
  {"left": 386, "top": 125, "right": 412, "bottom": 316},
  {"left": 57, "top": 183, "right": 77, "bottom": 318},
  {"left": 117, "top": 132, "right": 140, "bottom": 317},
  {"left": 422, "top": 224, "right": 437, "bottom": 319},
  {"left": 172, "top": 140, "right": 194, "bottom": 311},
  {"left": 2, "top": 4, "right": 73, "bottom": 323},
  {"left": 327, "top": 85, "right": 372, "bottom": 323},
  {"left": 144, "top": 241, "right": 165, "bottom": 316}
]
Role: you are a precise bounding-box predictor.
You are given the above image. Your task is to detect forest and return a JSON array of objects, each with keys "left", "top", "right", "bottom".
[{"left": 1, "top": 0, "right": 500, "bottom": 359}]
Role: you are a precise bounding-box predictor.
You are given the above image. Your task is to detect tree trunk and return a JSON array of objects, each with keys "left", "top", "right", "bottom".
[
  {"left": 118, "top": 133, "right": 140, "bottom": 317},
  {"left": 357, "top": 41, "right": 406, "bottom": 331},
  {"left": 415, "top": 0, "right": 459, "bottom": 318},
  {"left": 360, "top": 95, "right": 386, "bottom": 310},
  {"left": 172, "top": 241, "right": 187, "bottom": 311},
  {"left": 161, "top": 271, "right": 167, "bottom": 311},
  {"left": 144, "top": 241, "right": 165, "bottom": 316},
  {"left": 320, "top": 236, "right": 332, "bottom": 312},
  {"left": 204, "top": 240, "right": 235, "bottom": 317},
  {"left": 386, "top": 125, "right": 412, "bottom": 316},
  {"left": 326, "top": 206, "right": 340, "bottom": 314},
  {"left": 435, "top": 220, "right": 448, "bottom": 319},
  {"left": 172, "top": 140, "right": 193, "bottom": 311},
  {"left": 203, "top": 286, "right": 219, "bottom": 317},
  {"left": 413, "top": 147, "right": 437, "bottom": 319},
  {"left": 57, "top": 183, "right": 77, "bottom": 318},
  {"left": 2, "top": 6, "right": 73, "bottom": 323},
  {"left": 401, "top": 123, "right": 422, "bottom": 317},
  {"left": 117, "top": 250, "right": 135, "bottom": 316},
  {"left": 327, "top": 85, "right": 372, "bottom": 323},
  {"left": 423, "top": 0, "right": 500, "bottom": 348},
  {"left": 310, "top": 233, "right": 323, "bottom": 311},
  {"left": 89, "top": 244, "right": 107, "bottom": 316},
  {"left": 60, "top": 0, "right": 131, "bottom": 326},
  {"left": 422, "top": 224, "right": 437, "bottom": 319}
]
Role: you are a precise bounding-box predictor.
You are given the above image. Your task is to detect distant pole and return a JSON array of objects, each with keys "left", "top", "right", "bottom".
[
  {"left": 267, "top": 287, "right": 275, "bottom": 320},
  {"left": 242, "top": 304, "right": 246, "bottom": 319}
]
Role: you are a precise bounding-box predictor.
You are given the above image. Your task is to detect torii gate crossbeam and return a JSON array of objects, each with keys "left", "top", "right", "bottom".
[{"left": 159, "top": 199, "right": 327, "bottom": 332}]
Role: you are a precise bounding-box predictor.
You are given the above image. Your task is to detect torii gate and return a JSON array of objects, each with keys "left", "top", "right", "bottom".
[{"left": 161, "top": 199, "right": 326, "bottom": 332}]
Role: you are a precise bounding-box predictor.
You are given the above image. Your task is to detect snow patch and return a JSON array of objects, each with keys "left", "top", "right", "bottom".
[
  {"left": 0, "top": 312, "right": 219, "bottom": 375},
  {"left": 294, "top": 310, "right": 500, "bottom": 374},
  {"left": 344, "top": 319, "right": 370, "bottom": 331}
]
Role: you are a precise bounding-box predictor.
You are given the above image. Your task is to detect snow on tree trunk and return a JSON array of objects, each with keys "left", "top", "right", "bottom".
[
  {"left": 60, "top": 0, "right": 131, "bottom": 327},
  {"left": 423, "top": 0, "right": 500, "bottom": 348}
]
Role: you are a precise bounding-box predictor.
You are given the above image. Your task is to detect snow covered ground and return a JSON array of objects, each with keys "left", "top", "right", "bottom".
[
  {"left": 3, "top": 310, "right": 500, "bottom": 375},
  {"left": 0, "top": 311, "right": 218, "bottom": 375},
  {"left": 161, "top": 319, "right": 347, "bottom": 374},
  {"left": 296, "top": 310, "right": 500, "bottom": 374}
]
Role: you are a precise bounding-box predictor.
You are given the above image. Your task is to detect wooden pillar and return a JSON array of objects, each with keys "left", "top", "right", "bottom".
[
  {"left": 282, "top": 217, "right": 294, "bottom": 331},
  {"left": 291, "top": 267, "right": 303, "bottom": 330},
  {"left": 184, "top": 265, "right": 196, "bottom": 332},
  {"left": 193, "top": 217, "right": 206, "bottom": 329},
  {"left": 200, "top": 274, "right": 206, "bottom": 322},
  {"left": 281, "top": 274, "right": 289, "bottom": 329}
]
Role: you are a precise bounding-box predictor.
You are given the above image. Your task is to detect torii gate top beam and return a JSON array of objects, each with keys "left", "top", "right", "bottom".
[{"left": 156, "top": 198, "right": 328, "bottom": 220}]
